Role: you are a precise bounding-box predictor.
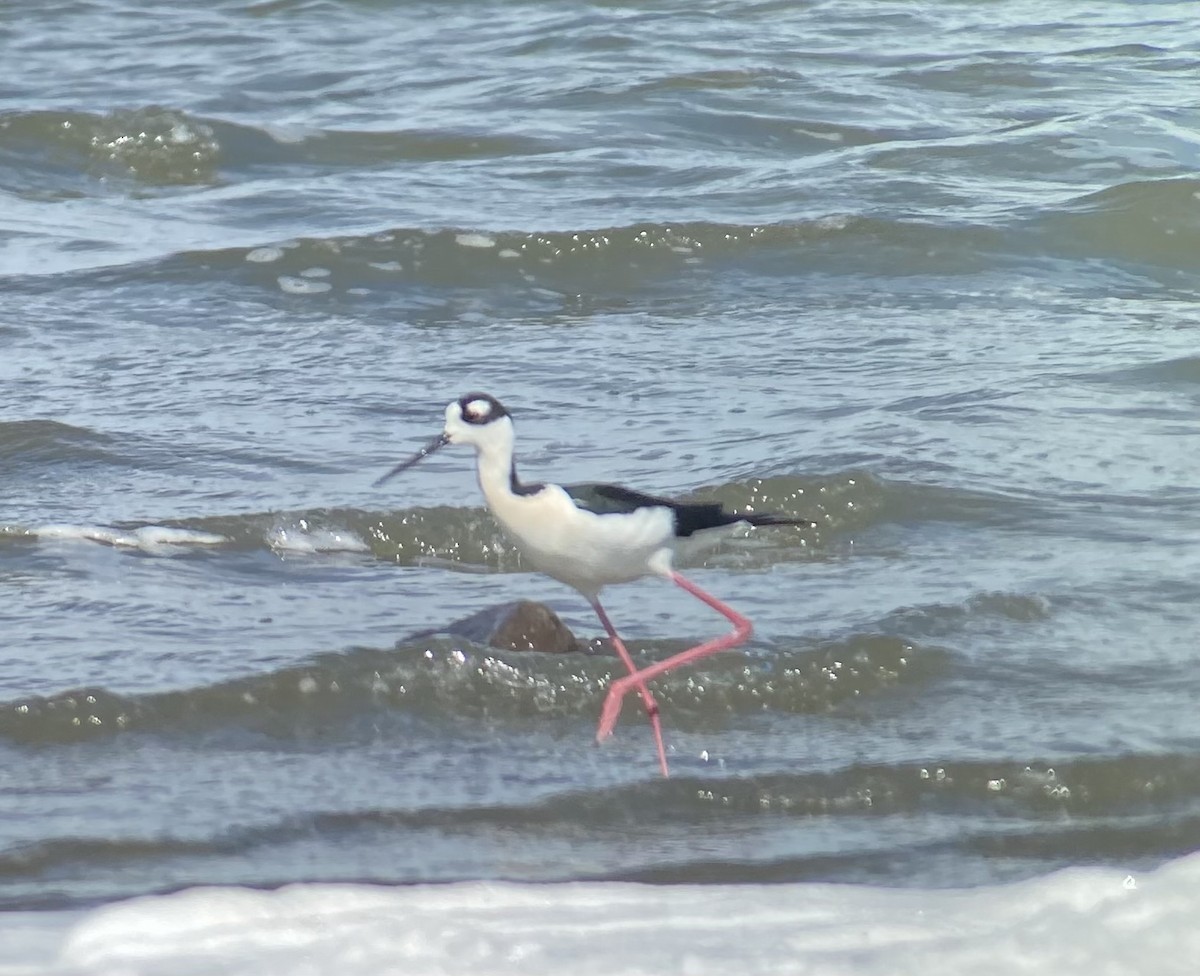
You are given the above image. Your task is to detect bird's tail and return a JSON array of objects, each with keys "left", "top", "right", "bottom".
[{"left": 744, "top": 512, "right": 817, "bottom": 529}]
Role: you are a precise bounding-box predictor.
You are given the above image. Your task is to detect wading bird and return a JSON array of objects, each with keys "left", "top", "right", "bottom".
[{"left": 376, "top": 392, "right": 812, "bottom": 777}]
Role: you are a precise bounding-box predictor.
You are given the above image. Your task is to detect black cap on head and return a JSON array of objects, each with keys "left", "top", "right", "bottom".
[{"left": 457, "top": 392, "right": 510, "bottom": 426}]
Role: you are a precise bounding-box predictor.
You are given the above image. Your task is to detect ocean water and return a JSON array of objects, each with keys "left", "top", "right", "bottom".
[{"left": 3, "top": 0, "right": 1200, "bottom": 969}]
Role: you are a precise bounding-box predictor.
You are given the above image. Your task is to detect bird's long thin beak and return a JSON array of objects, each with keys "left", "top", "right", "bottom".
[{"left": 373, "top": 432, "right": 450, "bottom": 487}]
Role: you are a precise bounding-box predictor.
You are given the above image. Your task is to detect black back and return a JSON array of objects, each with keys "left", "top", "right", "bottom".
[
  {"left": 560, "top": 482, "right": 813, "bottom": 537},
  {"left": 510, "top": 464, "right": 545, "bottom": 497}
]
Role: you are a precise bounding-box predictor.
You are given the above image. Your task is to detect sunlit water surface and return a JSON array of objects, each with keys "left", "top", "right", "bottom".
[{"left": 2, "top": 0, "right": 1200, "bottom": 930}]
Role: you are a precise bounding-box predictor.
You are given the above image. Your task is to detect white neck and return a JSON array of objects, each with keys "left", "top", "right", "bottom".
[
  {"left": 467, "top": 418, "right": 518, "bottom": 507},
  {"left": 475, "top": 440, "right": 515, "bottom": 504}
]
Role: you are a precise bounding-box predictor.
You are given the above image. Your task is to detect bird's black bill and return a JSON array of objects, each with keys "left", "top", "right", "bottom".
[{"left": 373, "top": 432, "right": 450, "bottom": 487}]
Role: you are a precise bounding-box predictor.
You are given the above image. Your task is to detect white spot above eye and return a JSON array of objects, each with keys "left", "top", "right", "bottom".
[{"left": 466, "top": 398, "right": 491, "bottom": 420}]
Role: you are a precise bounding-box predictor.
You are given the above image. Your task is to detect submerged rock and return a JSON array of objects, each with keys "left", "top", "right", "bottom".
[{"left": 418, "top": 600, "right": 582, "bottom": 653}]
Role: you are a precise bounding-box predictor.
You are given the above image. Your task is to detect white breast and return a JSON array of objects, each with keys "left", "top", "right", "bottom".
[{"left": 485, "top": 483, "right": 677, "bottom": 597}]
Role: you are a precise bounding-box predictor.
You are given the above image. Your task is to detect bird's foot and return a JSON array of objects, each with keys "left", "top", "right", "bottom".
[
  {"left": 596, "top": 675, "right": 634, "bottom": 741},
  {"left": 597, "top": 676, "right": 671, "bottom": 777}
]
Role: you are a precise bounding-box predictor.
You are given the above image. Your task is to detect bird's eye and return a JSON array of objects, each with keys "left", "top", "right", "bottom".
[{"left": 464, "top": 399, "right": 490, "bottom": 421}]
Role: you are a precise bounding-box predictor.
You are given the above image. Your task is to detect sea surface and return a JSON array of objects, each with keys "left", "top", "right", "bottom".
[{"left": 3, "top": 0, "right": 1200, "bottom": 967}]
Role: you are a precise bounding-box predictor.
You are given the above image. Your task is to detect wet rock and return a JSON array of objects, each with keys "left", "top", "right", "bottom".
[{"left": 417, "top": 600, "right": 582, "bottom": 653}]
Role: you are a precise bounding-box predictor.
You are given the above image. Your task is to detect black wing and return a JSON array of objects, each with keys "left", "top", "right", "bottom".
[{"left": 561, "top": 483, "right": 813, "bottom": 537}]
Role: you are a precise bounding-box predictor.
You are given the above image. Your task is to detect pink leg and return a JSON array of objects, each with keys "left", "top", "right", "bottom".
[
  {"left": 590, "top": 598, "right": 670, "bottom": 778},
  {"left": 596, "top": 572, "right": 753, "bottom": 746}
]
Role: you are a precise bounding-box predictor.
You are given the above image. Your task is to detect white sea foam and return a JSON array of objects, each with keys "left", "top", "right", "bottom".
[
  {"left": 33, "top": 524, "right": 227, "bottom": 550},
  {"left": 259, "top": 123, "right": 310, "bottom": 145},
  {"left": 2, "top": 855, "right": 1196, "bottom": 975},
  {"left": 244, "top": 246, "right": 283, "bottom": 263},
  {"left": 277, "top": 276, "right": 332, "bottom": 294},
  {"left": 265, "top": 523, "right": 370, "bottom": 554},
  {"left": 455, "top": 232, "right": 496, "bottom": 248}
]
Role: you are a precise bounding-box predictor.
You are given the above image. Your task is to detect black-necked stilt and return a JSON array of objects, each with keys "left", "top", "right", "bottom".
[{"left": 376, "top": 392, "right": 813, "bottom": 778}]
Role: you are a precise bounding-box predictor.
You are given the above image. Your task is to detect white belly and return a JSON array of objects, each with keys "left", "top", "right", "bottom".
[{"left": 485, "top": 483, "right": 676, "bottom": 596}]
